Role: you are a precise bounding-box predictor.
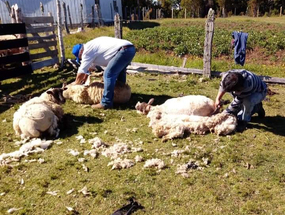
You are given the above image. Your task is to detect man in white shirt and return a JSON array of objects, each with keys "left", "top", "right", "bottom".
[{"left": 72, "top": 36, "right": 136, "bottom": 109}]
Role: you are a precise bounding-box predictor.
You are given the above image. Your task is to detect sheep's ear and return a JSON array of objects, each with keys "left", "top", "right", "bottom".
[
  {"left": 46, "top": 90, "right": 54, "bottom": 95},
  {"left": 148, "top": 98, "right": 154, "bottom": 105},
  {"left": 62, "top": 83, "right": 67, "bottom": 88}
]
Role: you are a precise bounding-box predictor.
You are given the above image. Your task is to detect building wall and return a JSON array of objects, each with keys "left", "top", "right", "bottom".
[{"left": 0, "top": 0, "right": 122, "bottom": 24}]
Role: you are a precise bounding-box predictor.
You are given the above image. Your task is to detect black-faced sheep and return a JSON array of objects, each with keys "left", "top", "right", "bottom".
[
  {"left": 63, "top": 81, "right": 131, "bottom": 105},
  {"left": 135, "top": 95, "right": 237, "bottom": 141},
  {"left": 13, "top": 88, "right": 66, "bottom": 139}
]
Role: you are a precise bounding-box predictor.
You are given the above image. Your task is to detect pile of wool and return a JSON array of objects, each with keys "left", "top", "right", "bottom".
[{"left": 0, "top": 138, "right": 53, "bottom": 166}]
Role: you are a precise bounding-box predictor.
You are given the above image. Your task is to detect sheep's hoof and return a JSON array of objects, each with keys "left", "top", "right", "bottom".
[{"left": 91, "top": 103, "right": 107, "bottom": 109}]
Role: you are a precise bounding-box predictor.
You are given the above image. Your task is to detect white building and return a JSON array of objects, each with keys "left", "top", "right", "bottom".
[{"left": 0, "top": 0, "right": 122, "bottom": 24}]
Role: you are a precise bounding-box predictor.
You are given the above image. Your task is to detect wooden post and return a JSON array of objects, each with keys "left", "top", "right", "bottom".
[
  {"left": 95, "top": 4, "right": 100, "bottom": 27},
  {"left": 9, "top": 4, "right": 16, "bottom": 23},
  {"left": 110, "top": 3, "right": 113, "bottom": 21},
  {"left": 184, "top": 8, "right": 186, "bottom": 19},
  {"left": 62, "top": 2, "right": 70, "bottom": 34},
  {"left": 40, "top": 2, "right": 44, "bottom": 15},
  {"left": 80, "top": 3, "right": 84, "bottom": 30},
  {"left": 56, "top": 0, "right": 65, "bottom": 68},
  {"left": 182, "top": 57, "right": 187, "bottom": 68},
  {"left": 114, "top": 13, "right": 122, "bottom": 39},
  {"left": 91, "top": 5, "right": 95, "bottom": 27},
  {"left": 67, "top": 5, "right": 73, "bottom": 29},
  {"left": 203, "top": 8, "right": 215, "bottom": 78},
  {"left": 171, "top": 8, "right": 174, "bottom": 19},
  {"left": 280, "top": 6, "right": 283, "bottom": 16}
]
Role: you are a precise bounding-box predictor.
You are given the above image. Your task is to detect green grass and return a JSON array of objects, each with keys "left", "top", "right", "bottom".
[{"left": 1, "top": 17, "right": 285, "bottom": 214}]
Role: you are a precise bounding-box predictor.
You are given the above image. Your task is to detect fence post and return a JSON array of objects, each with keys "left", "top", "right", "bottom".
[
  {"left": 56, "top": 0, "right": 65, "bottom": 68},
  {"left": 40, "top": 2, "right": 44, "bottom": 15},
  {"left": 67, "top": 5, "right": 73, "bottom": 29},
  {"left": 95, "top": 4, "right": 101, "bottom": 27},
  {"left": 280, "top": 6, "right": 283, "bottom": 16},
  {"left": 203, "top": 8, "right": 215, "bottom": 78},
  {"left": 80, "top": 3, "right": 84, "bottom": 30},
  {"left": 62, "top": 2, "right": 70, "bottom": 34},
  {"left": 184, "top": 8, "right": 187, "bottom": 19},
  {"left": 114, "top": 13, "right": 122, "bottom": 39},
  {"left": 91, "top": 5, "right": 95, "bottom": 27}
]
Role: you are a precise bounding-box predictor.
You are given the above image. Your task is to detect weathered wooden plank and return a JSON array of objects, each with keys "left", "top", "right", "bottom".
[
  {"left": 0, "top": 23, "right": 26, "bottom": 35},
  {"left": 0, "top": 52, "right": 30, "bottom": 64},
  {"left": 22, "top": 16, "right": 54, "bottom": 24},
  {"left": 26, "top": 26, "right": 54, "bottom": 34},
  {"left": 31, "top": 57, "right": 59, "bottom": 71},
  {"left": 0, "top": 38, "right": 28, "bottom": 50},
  {"left": 27, "top": 34, "right": 56, "bottom": 42},
  {"left": 128, "top": 62, "right": 285, "bottom": 84},
  {"left": 28, "top": 40, "right": 57, "bottom": 50},
  {"left": 29, "top": 50, "right": 58, "bottom": 60},
  {"left": 128, "top": 62, "right": 203, "bottom": 74},
  {"left": 0, "top": 64, "right": 32, "bottom": 81}
]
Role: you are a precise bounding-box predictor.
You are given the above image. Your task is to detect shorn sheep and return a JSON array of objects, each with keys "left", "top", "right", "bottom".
[
  {"left": 13, "top": 88, "right": 66, "bottom": 139},
  {"left": 63, "top": 81, "right": 131, "bottom": 105},
  {"left": 135, "top": 95, "right": 237, "bottom": 141}
]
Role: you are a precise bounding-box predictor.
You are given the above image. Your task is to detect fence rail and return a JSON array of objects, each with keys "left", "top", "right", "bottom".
[{"left": 0, "top": 23, "right": 32, "bottom": 81}]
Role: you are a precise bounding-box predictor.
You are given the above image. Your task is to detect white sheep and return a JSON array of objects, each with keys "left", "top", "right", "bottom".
[
  {"left": 63, "top": 81, "right": 131, "bottom": 105},
  {"left": 135, "top": 95, "right": 237, "bottom": 141},
  {"left": 13, "top": 88, "right": 66, "bottom": 139},
  {"left": 136, "top": 95, "right": 215, "bottom": 116}
]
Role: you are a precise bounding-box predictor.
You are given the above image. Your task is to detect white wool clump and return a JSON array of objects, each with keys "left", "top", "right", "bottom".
[
  {"left": 144, "top": 158, "right": 165, "bottom": 169},
  {"left": 175, "top": 160, "right": 202, "bottom": 178},
  {"left": 68, "top": 149, "right": 80, "bottom": 156},
  {"left": 63, "top": 81, "right": 131, "bottom": 105},
  {"left": 0, "top": 138, "right": 53, "bottom": 166},
  {"left": 13, "top": 88, "right": 65, "bottom": 139},
  {"left": 101, "top": 143, "right": 131, "bottom": 159},
  {"left": 83, "top": 149, "right": 98, "bottom": 158},
  {"left": 135, "top": 155, "right": 144, "bottom": 162},
  {"left": 88, "top": 137, "right": 107, "bottom": 149},
  {"left": 171, "top": 149, "right": 186, "bottom": 157},
  {"left": 107, "top": 158, "right": 134, "bottom": 170}
]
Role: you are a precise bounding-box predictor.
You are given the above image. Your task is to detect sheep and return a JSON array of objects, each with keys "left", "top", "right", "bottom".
[
  {"left": 63, "top": 81, "right": 131, "bottom": 105},
  {"left": 135, "top": 95, "right": 237, "bottom": 141},
  {"left": 13, "top": 88, "right": 66, "bottom": 139},
  {"left": 136, "top": 95, "right": 215, "bottom": 116}
]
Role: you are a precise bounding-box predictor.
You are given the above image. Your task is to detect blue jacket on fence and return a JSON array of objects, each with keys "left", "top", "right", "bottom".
[{"left": 232, "top": 31, "right": 248, "bottom": 66}]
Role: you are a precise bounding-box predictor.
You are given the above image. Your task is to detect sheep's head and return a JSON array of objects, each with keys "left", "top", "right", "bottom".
[
  {"left": 135, "top": 98, "right": 154, "bottom": 115},
  {"left": 42, "top": 88, "right": 67, "bottom": 104}
]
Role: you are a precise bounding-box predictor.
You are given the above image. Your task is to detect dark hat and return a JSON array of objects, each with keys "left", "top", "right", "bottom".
[{"left": 72, "top": 44, "right": 83, "bottom": 63}]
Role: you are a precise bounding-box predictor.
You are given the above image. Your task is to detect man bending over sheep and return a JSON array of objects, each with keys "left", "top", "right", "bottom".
[
  {"left": 72, "top": 36, "right": 136, "bottom": 109},
  {"left": 214, "top": 69, "right": 267, "bottom": 131}
]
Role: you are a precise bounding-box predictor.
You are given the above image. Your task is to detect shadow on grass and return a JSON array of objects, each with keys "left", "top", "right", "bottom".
[
  {"left": 0, "top": 64, "right": 76, "bottom": 114},
  {"left": 115, "top": 92, "right": 173, "bottom": 110},
  {"left": 59, "top": 113, "right": 103, "bottom": 138},
  {"left": 123, "top": 21, "right": 160, "bottom": 30},
  {"left": 250, "top": 115, "right": 285, "bottom": 136}
]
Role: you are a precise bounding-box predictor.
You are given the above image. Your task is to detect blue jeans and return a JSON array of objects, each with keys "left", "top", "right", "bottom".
[
  {"left": 237, "top": 90, "right": 267, "bottom": 122},
  {"left": 101, "top": 46, "right": 136, "bottom": 108}
]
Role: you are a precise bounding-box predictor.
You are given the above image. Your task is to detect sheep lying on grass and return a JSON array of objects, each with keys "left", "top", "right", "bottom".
[
  {"left": 136, "top": 95, "right": 237, "bottom": 141},
  {"left": 136, "top": 95, "right": 215, "bottom": 116},
  {"left": 13, "top": 88, "right": 66, "bottom": 139},
  {"left": 63, "top": 81, "right": 131, "bottom": 105}
]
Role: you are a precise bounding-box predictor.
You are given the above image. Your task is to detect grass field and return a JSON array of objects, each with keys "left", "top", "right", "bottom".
[{"left": 0, "top": 17, "right": 285, "bottom": 215}]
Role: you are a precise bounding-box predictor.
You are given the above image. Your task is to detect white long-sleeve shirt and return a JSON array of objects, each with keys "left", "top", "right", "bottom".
[{"left": 78, "top": 36, "right": 133, "bottom": 74}]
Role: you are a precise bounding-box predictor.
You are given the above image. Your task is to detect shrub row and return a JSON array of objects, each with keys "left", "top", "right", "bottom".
[{"left": 125, "top": 26, "right": 285, "bottom": 57}]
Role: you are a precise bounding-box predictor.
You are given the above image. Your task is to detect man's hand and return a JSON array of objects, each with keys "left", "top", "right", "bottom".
[{"left": 74, "top": 73, "right": 89, "bottom": 85}]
